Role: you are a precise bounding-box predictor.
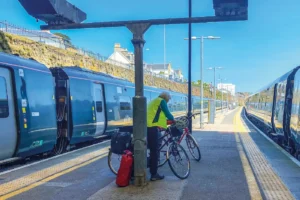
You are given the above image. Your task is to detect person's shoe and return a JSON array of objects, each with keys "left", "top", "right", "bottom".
[{"left": 150, "top": 173, "right": 165, "bottom": 181}]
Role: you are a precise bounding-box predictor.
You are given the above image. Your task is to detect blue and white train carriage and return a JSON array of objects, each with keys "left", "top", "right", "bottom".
[{"left": 0, "top": 52, "right": 225, "bottom": 162}]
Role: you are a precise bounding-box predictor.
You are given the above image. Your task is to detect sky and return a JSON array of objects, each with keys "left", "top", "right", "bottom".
[{"left": 0, "top": 0, "right": 300, "bottom": 93}]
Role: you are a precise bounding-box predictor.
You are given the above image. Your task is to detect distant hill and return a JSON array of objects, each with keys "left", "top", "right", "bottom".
[{"left": 0, "top": 31, "right": 229, "bottom": 99}]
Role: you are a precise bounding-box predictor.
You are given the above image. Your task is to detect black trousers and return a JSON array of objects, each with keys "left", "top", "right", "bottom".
[{"left": 147, "top": 127, "right": 160, "bottom": 176}]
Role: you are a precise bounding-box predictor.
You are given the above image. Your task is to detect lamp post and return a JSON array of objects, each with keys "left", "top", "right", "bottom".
[
  {"left": 184, "top": 36, "right": 220, "bottom": 128},
  {"left": 207, "top": 67, "right": 222, "bottom": 119},
  {"left": 226, "top": 84, "right": 229, "bottom": 110},
  {"left": 218, "top": 77, "right": 227, "bottom": 113}
]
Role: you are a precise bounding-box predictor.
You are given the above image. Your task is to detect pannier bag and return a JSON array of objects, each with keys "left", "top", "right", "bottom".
[
  {"left": 170, "top": 126, "right": 183, "bottom": 137},
  {"left": 111, "top": 131, "right": 132, "bottom": 154}
]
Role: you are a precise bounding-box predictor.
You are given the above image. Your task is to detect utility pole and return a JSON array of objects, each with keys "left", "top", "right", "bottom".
[
  {"left": 185, "top": 36, "right": 220, "bottom": 128},
  {"left": 187, "top": 0, "right": 192, "bottom": 131},
  {"left": 200, "top": 36, "right": 204, "bottom": 128},
  {"left": 164, "top": 24, "right": 167, "bottom": 79},
  {"left": 227, "top": 85, "right": 229, "bottom": 110}
]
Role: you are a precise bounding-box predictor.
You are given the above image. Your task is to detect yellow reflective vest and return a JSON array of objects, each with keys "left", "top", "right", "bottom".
[{"left": 147, "top": 97, "right": 167, "bottom": 129}]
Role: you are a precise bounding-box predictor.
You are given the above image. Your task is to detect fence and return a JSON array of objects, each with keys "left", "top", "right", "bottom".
[{"left": 0, "top": 21, "right": 184, "bottom": 83}]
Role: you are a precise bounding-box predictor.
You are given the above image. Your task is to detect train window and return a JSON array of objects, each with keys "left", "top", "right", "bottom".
[
  {"left": 0, "top": 77, "right": 9, "bottom": 118},
  {"left": 96, "top": 101, "right": 103, "bottom": 112},
  {"left": 94, "top": 89, "right": 103, "bottom": 113},
  {"left": 119, "top": 96, "right": 131, "bottom": 110},
  {"left": 120, "top": 102, "right": 131, "bottom": 110}
]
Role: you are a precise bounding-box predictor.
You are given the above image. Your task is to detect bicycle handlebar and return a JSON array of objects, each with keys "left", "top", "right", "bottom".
[
  {"left": 167, "top": 120, "right": 175, "bottom": 125},
  {"left": 183, "top": 114, "right": 197, "bottom": 119},
  {"left": 166, "top": 113, "right": 198, "bottom": 127}
]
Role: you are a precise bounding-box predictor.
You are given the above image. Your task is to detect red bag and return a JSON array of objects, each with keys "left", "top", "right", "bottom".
[{"left": 116, "top": 150, "right": 133, "bottom": 187}]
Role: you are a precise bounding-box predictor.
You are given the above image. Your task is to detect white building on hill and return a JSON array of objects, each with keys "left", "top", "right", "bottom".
[
  {"left": 217, "top": 83, "right": 236, "bottom": 96},
  {"left": 106, "top": 43, "right": 185, "bottom": 82},
  {"left": 105, "top": 43, "right": 134, "bottom": 70}
]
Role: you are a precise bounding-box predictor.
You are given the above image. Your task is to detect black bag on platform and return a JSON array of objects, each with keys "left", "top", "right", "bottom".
[{"left": 111, "top": 130, "right": 132, "bottom": 155}]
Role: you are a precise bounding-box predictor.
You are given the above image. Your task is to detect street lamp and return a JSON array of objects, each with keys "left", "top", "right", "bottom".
[
  {"left": 207, "top": 67, "right": 223, "bottom": 118},
  {"left": 218, "top": 77, "right": 227, "bottom": 113},
  {"left": 184, "top": 36, "right": 221, "bottom": 129},
  {"left": 225, "top": 79, "right": 230, "bottom": 111},
  {"left": 225, "top": 84, "right": 230, "bottom": 110}
]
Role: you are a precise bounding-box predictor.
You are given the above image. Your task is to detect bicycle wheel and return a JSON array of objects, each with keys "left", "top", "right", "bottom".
[
  {"left": 108, "top": 149, "right": 122, "bottom": 175},
  {"left": 167, "top": 142, "right": 190, "bottom": 179},
  {"left": 158, "top": 139, "right": 168, "bottom": 167},
  {"left": 186, "top": 134, "right": 201, "bottom": 161}
]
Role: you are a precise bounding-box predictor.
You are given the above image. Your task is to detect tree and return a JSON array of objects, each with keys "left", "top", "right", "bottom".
[
  {"left": 54, "top": 33, "right": 70, "bottom": 41},
  {"left": 54, "top": 33, "right": 74, "bottom": 48}
]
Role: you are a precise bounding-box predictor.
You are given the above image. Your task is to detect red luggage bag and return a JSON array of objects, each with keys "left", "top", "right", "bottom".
[{"left": 116, "top": 150, "right": 133, "bottom": 187}]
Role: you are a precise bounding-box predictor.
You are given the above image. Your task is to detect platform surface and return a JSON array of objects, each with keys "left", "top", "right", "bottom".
[{"left": 0, "top": 107, "right": 299, "bottom": 200}]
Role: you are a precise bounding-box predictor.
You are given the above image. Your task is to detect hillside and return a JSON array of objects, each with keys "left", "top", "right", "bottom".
[{"left": 0, "top": 31, "right": 226, "bottom": 99}]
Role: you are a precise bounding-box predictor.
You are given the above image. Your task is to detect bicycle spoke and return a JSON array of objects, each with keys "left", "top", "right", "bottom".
[
  {"left": 167, "top": 142, "right": 190, "bottom": 179},
  {"left": 158, "top": 139, "right": 168, "bottom": 167},
  {"left": 186, "top": 135, "right": 201, "bottom": 161}
]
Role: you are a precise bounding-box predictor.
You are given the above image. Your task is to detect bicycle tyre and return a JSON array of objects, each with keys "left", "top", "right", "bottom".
[
  {"left": 108, "top": 149, "right": 121, "bottom": 175},
  {"left": 167, "top": 142, "right": 190, "bottom": 179},
  {"left": 158, "top": 139, "right": 168, "bottom": 167},
  {"left": 186, "top": 134, "right": 201, "bottom": 161}
]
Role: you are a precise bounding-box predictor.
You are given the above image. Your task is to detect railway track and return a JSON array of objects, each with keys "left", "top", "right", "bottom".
[{"left": 0, "top": 136, "right": 110, "bottom": 173}]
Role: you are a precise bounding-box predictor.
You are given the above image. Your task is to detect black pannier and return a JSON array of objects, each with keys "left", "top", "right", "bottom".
[
  {"left": 170, "top": 126, "right": 183, "bottom": 137},
  {"left": 111, "top": 129, "right": 132, "bottom": 154}
]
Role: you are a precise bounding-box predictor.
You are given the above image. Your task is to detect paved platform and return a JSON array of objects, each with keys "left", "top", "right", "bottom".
[{"left": 0, "top": 107, "right": 300, "bottom": 200}]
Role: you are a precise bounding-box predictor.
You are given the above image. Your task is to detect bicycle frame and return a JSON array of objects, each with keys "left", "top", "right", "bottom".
[
  {"left": 158, "top": 128, "right": 173, "bottom": 152},
  {"left": 177, "top": 127, "right": 189, "bottom": 144}
]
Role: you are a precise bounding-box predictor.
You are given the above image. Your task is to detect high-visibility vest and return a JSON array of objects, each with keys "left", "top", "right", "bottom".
[{"left": 147, "top": 97, "right": 167, "bottom": 129}]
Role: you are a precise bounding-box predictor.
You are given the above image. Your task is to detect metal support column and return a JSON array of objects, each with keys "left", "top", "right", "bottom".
[
  {"left": 126, "top": 23, "right": 151, "bottom": 187},
  {"left": 221, "top": 83, "right": 223, "bottom": 113},
  {"left": 214, "top": 67, "right": 216, "bottom": 117},
  {"left": 227, "top": 86, "right": 229, "bottom": 110},
  {"left": 200, "top": 37, "right": 204, "bottom": 129},
  {"left": 187, "top": 0, "right": 192, "bottom": 132}
]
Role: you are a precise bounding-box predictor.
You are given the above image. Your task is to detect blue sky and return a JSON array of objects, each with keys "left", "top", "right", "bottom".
[{"left": 1, "top": 0, "right": 300, "bottom": 93}]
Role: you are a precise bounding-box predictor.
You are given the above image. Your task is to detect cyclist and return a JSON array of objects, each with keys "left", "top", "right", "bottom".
[{"left": 147, "top": 92, "right": 175, "bottom": 181}]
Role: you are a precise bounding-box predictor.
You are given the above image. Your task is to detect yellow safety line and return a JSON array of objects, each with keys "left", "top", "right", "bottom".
[
  {"left": 0, "top": 153, "right": 108, "bottom": 200},
  {"left": 238, "top": 109, "right": 294, "bottom": 199},
  {"left": 234, "top": 108, "right": 263, "bottom": 200}
]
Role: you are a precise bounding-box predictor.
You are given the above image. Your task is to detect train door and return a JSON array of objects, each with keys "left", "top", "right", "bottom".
[
  {"left": 0, "top": 67, "right": 17, "bottom": 160},
  {"left": 93, "top": 83, "right": 105, "bottom": 135}
]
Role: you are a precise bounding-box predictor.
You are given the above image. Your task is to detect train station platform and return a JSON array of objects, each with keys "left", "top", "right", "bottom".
[{"left": 1, "top": 108, "right": 300, "bottom": 200}]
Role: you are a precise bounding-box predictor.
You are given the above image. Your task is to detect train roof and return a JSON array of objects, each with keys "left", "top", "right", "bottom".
[
  {"left": 0, "top": 53, "right": 215, "bottom": 100},
  {"left": 59, "top": 66, "right": 135, "bottom": 87},
  {"left": 61, "top": 66, "right": 219, "bottom": 99},
  {"left": 59, "top": 66, "right": 191, "bottom": 97},
  {"left": 0, "top": 52, "right": 50, "bottom": 73},
  {"left": 0, "top": 53, "right": 217, "bottom": 100},
  {"left": 247, "top": 66, "right": 300, "bottom": 99}
]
